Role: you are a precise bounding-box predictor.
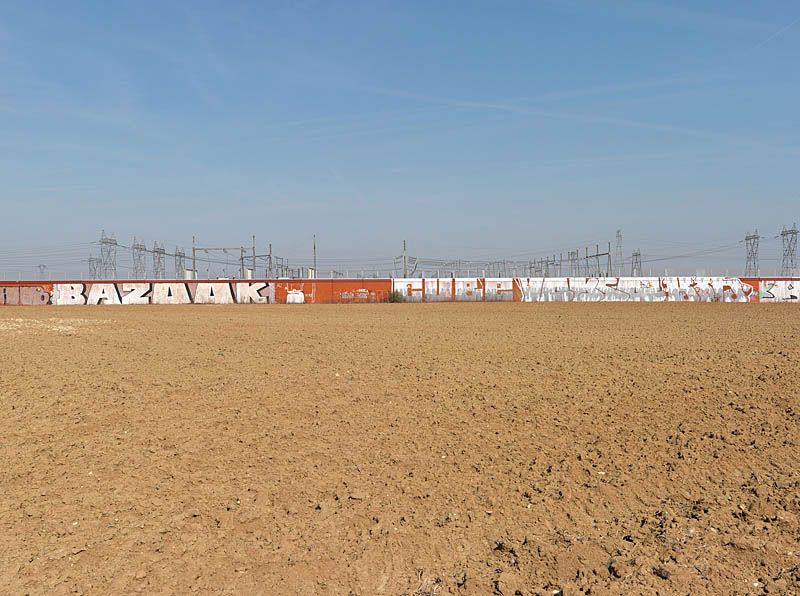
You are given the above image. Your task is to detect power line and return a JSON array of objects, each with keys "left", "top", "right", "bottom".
[{"left": 4, "top": 227, "right": 797, "bottom": 279}]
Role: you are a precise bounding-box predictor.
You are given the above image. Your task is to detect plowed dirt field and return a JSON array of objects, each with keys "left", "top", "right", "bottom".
[{"left": 1, "top": 304, "right": 798, "bottom": 595}]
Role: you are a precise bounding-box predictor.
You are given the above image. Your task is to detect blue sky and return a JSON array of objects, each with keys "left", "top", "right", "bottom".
[{"left": 1, "top": 0, "right": 798, "bottom": 275}]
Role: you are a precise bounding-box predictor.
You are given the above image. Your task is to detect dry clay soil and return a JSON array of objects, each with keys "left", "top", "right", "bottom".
[{"left": 1, "top": 303, "right": 799, "bottom": 595}]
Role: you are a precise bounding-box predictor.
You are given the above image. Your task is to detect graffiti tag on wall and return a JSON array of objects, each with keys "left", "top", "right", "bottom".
[
  {"left": 53, "top": 282, "right": 275, "bottom": 305},
  {"left": 0, "top": 285, "right": 52, "bottom": 305},
  {"left": 3, "top": 277, "right": 800, "bottom": 306},
  {"left": 513, "top": 277, "right": 756, "bottom": 303},
  {"left": 393, "top": 277, "right": 762, "bottom": 302},
  {"left": 758, "top": 280, "right": 798, "bottom": 302}
]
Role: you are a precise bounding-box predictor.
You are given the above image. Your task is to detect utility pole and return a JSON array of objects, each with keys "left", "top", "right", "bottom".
[
  {"left": 583, "top": 243, "right": 611, "bottom": 277},
  {"left": 584, "top": 247, "right": 589, "bottom": 276},
  {"left": 403, "top": 240, "right": 408, "bottom": 278},
  {"left": 192, "top": 236, "right": 197, "bottom": 280},
  {"left": 744, "top": 230, "right": 760, "bottom": 277},
  {"left": 268, "top": 243, "right": 273, "bottom": 277},
  {"left": 568, "top": 250, "right": 579, "bottom": 277},
  {"left": 252, "top": 235, "right": 256, "bottom": 276},
  {"left": 596, "top": 244, "right": 601, "bottom": 277},
  {"left": 313, "top": 234, "right": 317, "bottom": 278}
]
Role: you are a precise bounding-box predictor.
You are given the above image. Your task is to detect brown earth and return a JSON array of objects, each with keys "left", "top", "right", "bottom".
[{"left": 0, "top": 304, "right": 798, "bottom": 595}]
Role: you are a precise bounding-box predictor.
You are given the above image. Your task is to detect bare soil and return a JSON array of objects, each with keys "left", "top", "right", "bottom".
[{"left": 1, "top": 304, "right": 798, "bottom": 595}]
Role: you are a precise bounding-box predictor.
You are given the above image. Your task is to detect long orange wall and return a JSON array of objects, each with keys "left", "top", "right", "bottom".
[{"left": 1, "top": 277, "right": 798, "bottom": 305}]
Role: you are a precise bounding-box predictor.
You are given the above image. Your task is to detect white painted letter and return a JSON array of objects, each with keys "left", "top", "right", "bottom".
[
  {"left": 55, "top": 284, "right": 86, "bottom": 305},
  {"left": 121, "top": 283, "right": 151, "bottom": 304},
  {"left": 194, "top": 283, "right": 235, "bottom": 304},
  {"left": 151, "top": 283, "right": 191, "bottom": 304},
  {"left": 86, "top": 284, "right": 121, "bottom": 305},
  {"left": 236, "top": 282, "right": 268, "bottom": 304}
]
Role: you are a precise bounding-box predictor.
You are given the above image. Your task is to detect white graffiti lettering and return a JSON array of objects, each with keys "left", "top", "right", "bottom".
[
  {"left": 151, "top": 283, "right": 191, "bottom": 305},
  {"left": 56, "top": 284, "right": 87, "bottom": 305},
  {"left": 236, "top": 282, "right": 269, "bottom": 304},
  {"left": 120, "top": 283, "right": 151, "bottom": 305},
  {"left": 194, "top": 283, "right": 235, "bottom": 304},
  {"left": 86, "top": 283, "right": 121, "bottom": 305}
]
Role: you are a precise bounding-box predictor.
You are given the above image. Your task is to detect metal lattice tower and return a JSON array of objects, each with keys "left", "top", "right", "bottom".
[
  {"left": 614, "top": 230, "right": 624, "bottom": 276},
  {"left": 174, "top": 247, "right": 186, "bottom": 278},
  {"left": 568, "top": 250, "right": 579, "bottom": 277},
  {"left": 744, "top": 230, "right": 760, "bottom": 277},
  {"left": 132, "top": 237, "right": 148, "bottom": 278},
  {"left": 546, "top": 255, "right": 559, "bottom": 277},
  {"left": 88, "top": 257, "right": 100, "bottom": 279},
  {"left": 781, "top": 224, "right": 798, "bottom": 276},
  {"left": 631, "top": 249, "right": 642, "bottom": 277},
  {"left": 99, "top": 230, "right": 117, "bottom": 278},
  {"left": 152, "top": 242, "right": 166, "bottom": 279}
]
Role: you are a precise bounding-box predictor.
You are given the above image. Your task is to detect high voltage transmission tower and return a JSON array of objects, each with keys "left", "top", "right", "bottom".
[
  {"left": 84, "top": 232, "right": 257, "bottom": 279},
  {"left": 781, "top": 224, "right": 798, "bottom": 276},
  {"left": 132, "top": 237, "right": 147, "bottom": 278},
  {"left": 175, "top": 247, "right": 186, "bottom": 278},
  {"left": 152, "top": 242, "right": 166, "bottom": 279},
  {"left": 631, "top": 249, "right": 642, "bottom": 277},
  {"left": 99, "top": 230, "right": 117, "bottom": 278},
  {"left": 744, "top": 230, "right": 760, "bottom": 277},
  {"left": 79, "top": 229, "right": 780, "bottom": 280},
  {"left": 614, "top": 230, "right": 624, "bottom": 276},
  {"left": 88, "top": 257, "right": 100, "bottom": 279}
]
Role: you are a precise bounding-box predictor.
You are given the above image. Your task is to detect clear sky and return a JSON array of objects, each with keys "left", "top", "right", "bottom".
[{"left": 1, "top": 0, "right": 798, "bottom": 276}]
